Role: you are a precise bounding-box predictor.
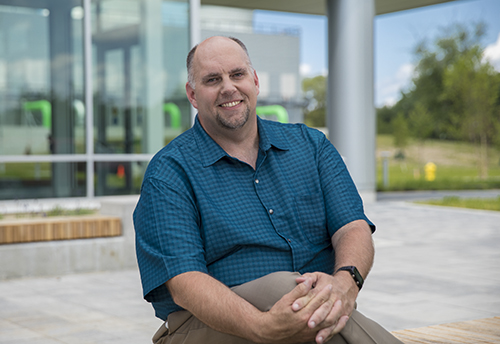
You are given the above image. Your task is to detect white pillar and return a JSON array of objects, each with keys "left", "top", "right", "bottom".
[
  {"left": 83, "top": 0, "right": 94, "bottom": 198},
  {"left": 326, "top": 0, "right": 376, "bottom": 203},
  {"left": 142, "top": 0, "right": 164, "bottom": 154},
  {"left": 189, "top": 0, "right": 201, "bottom": 125}
]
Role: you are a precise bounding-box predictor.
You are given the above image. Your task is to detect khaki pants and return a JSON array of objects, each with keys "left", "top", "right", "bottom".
[{"left": 153, "top": 272, "right": 403, "bottom": 344}]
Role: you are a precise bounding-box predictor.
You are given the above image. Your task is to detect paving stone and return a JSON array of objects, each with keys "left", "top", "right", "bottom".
[{"left": 0, "top": 197, "right": 499, "bottom": 342}]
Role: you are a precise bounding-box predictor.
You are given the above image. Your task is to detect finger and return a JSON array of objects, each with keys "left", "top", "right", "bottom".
[
  {"left": 307, "top": 290, "right": 339, "bottom": 329},
  {"left": 333, "top": 315, "right": 349, "bottom": 333},
  {"left": 283, "top": 277, "right": 312, "bottom": 308},
  {"left": 291, "top": 277, "right": 318, "bottom": 311},
  {"left": 315, "top": 313, "right": 349, "bottom": 343},
  {"left": 315, "top": 326, "right": 333, "bottom": 344},
  {"left": 292, "top": 279, "right": 328, "bottom": 312},
  {"left": 300, "top": 283, "right": 333, "bottom": 321},
  {"left": 296, "top": 272, "right": 317, "bottom": 283},
  {"left": 315, "top": 321, "right": 338, "bottom": 344}
]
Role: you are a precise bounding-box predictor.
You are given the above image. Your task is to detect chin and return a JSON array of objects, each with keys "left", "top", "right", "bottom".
[{"left": 217, "top": 110, "right": 250, "bottom": 130}]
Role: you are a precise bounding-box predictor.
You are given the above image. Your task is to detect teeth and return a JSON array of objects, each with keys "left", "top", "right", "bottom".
[{"left": 221, "top": 101, "right": 240, "bottom": 107}]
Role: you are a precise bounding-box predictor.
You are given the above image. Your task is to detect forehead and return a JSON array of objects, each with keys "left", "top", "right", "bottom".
[{"left": 192, "top": 38, "right": 250, "bottom": 77}]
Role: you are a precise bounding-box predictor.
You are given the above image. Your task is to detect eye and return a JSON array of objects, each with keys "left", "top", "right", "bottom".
[{"left": 205, "top": 77, "right": 219, "bottom": 84}]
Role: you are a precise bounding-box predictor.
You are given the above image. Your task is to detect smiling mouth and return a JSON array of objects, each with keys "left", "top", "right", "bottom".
[{"left": 220, "top": 100, "right": 242, "bottom": 108}]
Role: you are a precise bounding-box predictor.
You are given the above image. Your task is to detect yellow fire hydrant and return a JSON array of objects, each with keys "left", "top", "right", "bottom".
[{"left": 424, "top": 162, "right": 436, "bottom": 181}]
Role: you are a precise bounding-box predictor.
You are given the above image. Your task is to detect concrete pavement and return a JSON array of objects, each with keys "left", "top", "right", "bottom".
[{"left": 1, "top": 195, "right": 499, "bottom": 343}]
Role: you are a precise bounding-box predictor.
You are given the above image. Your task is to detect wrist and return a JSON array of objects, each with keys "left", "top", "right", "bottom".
[
  {"left": 335, "top": 266, "right": 364, "bottom": 291},
  {"left": 332, "top": 270, "right": 360, "bottom": 306},
  {"left": 335, "top": 270, "right": 356, "bottom": 287},
  {"left": 332, "top": 271, "right": 359, "bottom": 315},
  {"left": 247, "top": 309, "right": 270, "bottom": 343}
]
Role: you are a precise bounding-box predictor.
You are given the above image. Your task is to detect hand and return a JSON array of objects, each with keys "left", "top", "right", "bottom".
[
  {"left": 292, "top": 272, "right": 359, "bottom": 343},
  {"left": 255, "top": 276, "right": 338, "bottom": 343}
]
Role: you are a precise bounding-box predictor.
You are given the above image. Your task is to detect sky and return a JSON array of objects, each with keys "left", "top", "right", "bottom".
[{"left": 253, "top": 0, "right": 500, "bottom": 108}]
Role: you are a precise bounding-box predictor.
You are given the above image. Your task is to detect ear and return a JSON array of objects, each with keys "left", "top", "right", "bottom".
[
  {"left": 185, "top": 82, "right": 198, "bottom": 109},
  {"left": 253, "top": 70, "right": 260, "bottom": 96}
]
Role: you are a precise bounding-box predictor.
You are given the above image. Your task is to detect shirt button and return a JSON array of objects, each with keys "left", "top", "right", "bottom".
[
  {"left": 255, "top": 179, "right": 259, "bottom": 184},
  {"left": 269, "top": 209, "right": 274, "bottom": 214}
]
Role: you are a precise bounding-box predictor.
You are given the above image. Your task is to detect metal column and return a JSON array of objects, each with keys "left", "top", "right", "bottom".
[
  {"left": 142, "top": 0, "right": 165, "bottom": 154},
  {"left": 326, "top": 0, "right": 376, "bottom": 202},
  {"left": 189, "top": 0, "right": 201, "bottom": 125}
]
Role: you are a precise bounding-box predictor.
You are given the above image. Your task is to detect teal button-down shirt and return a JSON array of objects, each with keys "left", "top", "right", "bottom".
[{"left": 133, "top": 116, "right": 374, "bottom": 320}]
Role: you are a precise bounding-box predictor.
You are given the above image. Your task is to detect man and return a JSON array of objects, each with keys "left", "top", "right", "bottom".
[{"left": 134, "top": 36, "right": 402, "bottom": 344}]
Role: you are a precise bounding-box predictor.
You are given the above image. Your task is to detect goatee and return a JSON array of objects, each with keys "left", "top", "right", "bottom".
[{"left": 216, "top": 105, "right": 250, "bottom": 130}]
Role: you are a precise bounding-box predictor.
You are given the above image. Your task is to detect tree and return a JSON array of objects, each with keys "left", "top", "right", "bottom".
[
  {"left": 408, "top": 102, "right": 434, "bottom": 165},
  {"left": 376, "top": 105, "right": 396, "bottom": 135},
  {"left": 409, "top": 102, "right": 433, "bottom": 142},
  {"left": 383, "top": 22, "right": 500, "bottom": 180},
  {"left": 302, "top": 75, "right": 326, "bottom": 127},
  {"left": 442, "top": 46, "right": 500, "bottom": 178},
  {"left": 394, "top": 22, "right": 489, "bottom": 140},
  {"left": 392, "top": 112, "right": 409, "bottom": 159}
]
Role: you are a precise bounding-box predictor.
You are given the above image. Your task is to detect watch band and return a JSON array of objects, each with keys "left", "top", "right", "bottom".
[{"left": 336, "top": 266, "right": 364, "bottom": 290}]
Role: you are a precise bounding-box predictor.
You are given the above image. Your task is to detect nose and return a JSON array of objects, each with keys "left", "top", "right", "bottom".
[{"left": 220, "top": 76, "right": 237, "bottom": 95}]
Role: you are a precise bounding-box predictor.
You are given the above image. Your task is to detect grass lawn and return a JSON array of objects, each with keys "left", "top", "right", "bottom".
[
  {"left": 416, "top": 196, "right": 500, "bottom": 212},
  {"left": 376, "top": 135, "right": 500, "bottom": 191}
]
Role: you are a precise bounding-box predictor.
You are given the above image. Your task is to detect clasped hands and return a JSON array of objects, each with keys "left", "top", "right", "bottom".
[{"left": 256, "top": 271, "right": 358, "bottom": 344}]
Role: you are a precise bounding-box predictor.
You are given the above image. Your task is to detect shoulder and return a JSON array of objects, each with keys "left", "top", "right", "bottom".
[
  {"left": 259, "top": 118, "right": 328, "bottom": 148},
  {"left": 144, "top": 128, "right": 198, "bottom": 181}
]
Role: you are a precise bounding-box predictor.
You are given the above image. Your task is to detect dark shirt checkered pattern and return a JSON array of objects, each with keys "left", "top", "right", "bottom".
[{"left": 133, "top": 116, "right": 375, "bottom": 321}]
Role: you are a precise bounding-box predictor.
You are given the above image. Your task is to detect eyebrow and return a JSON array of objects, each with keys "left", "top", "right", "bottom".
[
  {"left": 202, "top": 72, "right": 221, "bottom": 82},
  {"left": 230, "top": 67, "right": 248, "bottom": 75},
  {"left": 201, "top": 67, "right": 248, "bottom": 82}
]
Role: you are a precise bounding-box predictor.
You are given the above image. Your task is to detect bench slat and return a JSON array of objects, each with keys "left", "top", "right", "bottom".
[
  {"left": 0, "top": 216, "right": 122, "bottom": 244},
  {"left": 392, "top": 316, "right": 500, "bottom": 344}
]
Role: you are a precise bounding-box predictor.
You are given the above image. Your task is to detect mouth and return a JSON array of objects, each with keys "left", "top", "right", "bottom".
[{"left": 219, "top": 100, "right": 243, "bottom": 108}]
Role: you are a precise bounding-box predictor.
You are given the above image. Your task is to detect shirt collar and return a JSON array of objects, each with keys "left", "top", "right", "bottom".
[
  {"left": 257, "top": 116, "right": 290, "bottom": 152},
  {"left": 193, "top": 115, "right": 290, "bottom": 167},
  {"left": 192, "top": 116, "right": 228, "bottom": 167}
]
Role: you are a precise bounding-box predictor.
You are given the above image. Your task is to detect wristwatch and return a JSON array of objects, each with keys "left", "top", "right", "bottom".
[{"left": 336, "top": 266, "right": 364, "bottom": 290}]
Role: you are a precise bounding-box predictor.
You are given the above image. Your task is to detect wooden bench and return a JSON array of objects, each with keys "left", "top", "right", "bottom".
[
  {"left": 391, "top": 316, "right": 500, "bottom": 343},
  {"left": 0, "top": 215, "right": 121, "bottom": 244}
]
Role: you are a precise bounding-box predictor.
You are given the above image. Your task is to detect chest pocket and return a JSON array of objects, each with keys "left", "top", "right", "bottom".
[{"left": 293, "top": 193, "right": 328, "bottom": 245}]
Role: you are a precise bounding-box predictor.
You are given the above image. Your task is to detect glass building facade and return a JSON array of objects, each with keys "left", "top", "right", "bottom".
[{"left": 0, "top": 0, "right": 191, "bottom": 200}]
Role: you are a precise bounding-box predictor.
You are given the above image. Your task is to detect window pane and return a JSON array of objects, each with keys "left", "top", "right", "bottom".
[
  {"left": 92, "top": 0, "right": 190, "bottom": 155},
  {"left": 0, "top": 1, "right": 86, "bottom": 156},
  {"left": 95, "top": 161, "right": 147, "bottom": 196},
  {"left": 0, "top": 162, "right": 86, "bottom": 200}
]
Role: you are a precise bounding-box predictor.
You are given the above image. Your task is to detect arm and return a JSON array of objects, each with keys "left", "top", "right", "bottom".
[
  {"left": 167, "top": 270, "right": 337, "bottom": 343},
  {"left": 332, "top": 219, "right": 374, "bottom": 282},
  {"left": 167, "top": 271, "right": 262, "bottom": 340},
  {"left": 330, "top": 218, "right": 374, "bottom": 308},
  {"left": 293, "top": 219, "right": 374, "bottom": 343},
  {"left": 288, "top": 132, "right": 376, "bottom": 343}
]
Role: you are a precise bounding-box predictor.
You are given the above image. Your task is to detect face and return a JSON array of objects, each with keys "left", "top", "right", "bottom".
[{"left": 186, "top": 37, "right": 260, "bottom": 133}]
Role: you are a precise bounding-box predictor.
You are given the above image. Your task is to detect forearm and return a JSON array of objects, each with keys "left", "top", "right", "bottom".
[
  {"left": 290, "top": 220, "right": 374, "bottom": 343},
  {"left": 332, "top": 219, "right": 374, "bottom": 279},
  {"left": 167, "top": 271, "right": 265, "bottom": 342}
]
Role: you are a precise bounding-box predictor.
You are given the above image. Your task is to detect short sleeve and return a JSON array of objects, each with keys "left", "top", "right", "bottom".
[
  {"left": 316, "top": 135, "right": 375, "bottom": 237},
  {"left": 133, "top": 177, "right": 208, "bottom": 301}
]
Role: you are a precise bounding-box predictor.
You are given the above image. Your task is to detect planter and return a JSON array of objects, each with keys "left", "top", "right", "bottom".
[{"left": 0, "top": 215, "right": 121, "bottom": 244}]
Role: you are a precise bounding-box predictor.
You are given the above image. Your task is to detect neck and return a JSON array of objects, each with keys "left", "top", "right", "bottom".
[{"left": 203, "top": 117, "right": 260, "bottom": 169}]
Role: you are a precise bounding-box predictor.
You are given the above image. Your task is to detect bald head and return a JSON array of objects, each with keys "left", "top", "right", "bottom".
[{"left": 186, "top": 36, "right": 254, "bottom": 89}]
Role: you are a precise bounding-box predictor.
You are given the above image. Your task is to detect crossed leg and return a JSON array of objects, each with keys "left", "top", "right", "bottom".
[{"left": 153, "top": 271, "right": 402, "bottom": 344}]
